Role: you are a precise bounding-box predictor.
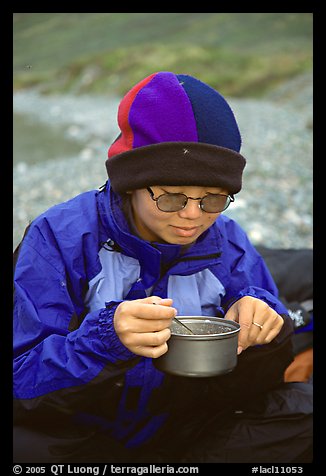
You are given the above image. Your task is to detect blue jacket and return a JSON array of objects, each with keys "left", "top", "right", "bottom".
[{"left": 13, "top": 181, "right": 293, "bottom": 448}]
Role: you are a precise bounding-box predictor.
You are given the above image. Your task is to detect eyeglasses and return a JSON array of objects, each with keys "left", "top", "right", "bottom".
[{"left": 147, "top": 187, "right": 234, "bottom": 213}]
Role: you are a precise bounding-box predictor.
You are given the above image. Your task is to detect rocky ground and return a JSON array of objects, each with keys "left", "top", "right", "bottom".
[{"left": 13, "top": 73, "right": 313, "bottom": 250}]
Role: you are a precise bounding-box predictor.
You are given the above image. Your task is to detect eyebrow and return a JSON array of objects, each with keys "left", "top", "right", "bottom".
[
  {"left": 157, "top": 187, "right": 177, "bottom": 194},
  {"left": 159, "top": 187, "right": 225, "bottom": 195}
]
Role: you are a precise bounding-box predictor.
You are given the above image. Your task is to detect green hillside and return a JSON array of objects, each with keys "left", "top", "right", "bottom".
[{"left": 13, "top": 13, "right": 313, "bottom": 97}]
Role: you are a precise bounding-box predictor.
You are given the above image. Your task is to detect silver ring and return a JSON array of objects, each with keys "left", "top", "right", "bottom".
[{"left": 252, "top": 321, "right": 263, "bottom": 330}]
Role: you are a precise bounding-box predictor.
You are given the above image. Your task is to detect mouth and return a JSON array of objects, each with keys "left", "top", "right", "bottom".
[{"left": 170, "top": 225, "right": 201, "bottom": 238}]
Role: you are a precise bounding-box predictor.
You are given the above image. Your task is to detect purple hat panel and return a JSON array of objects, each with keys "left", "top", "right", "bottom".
[{"left": 129, "top": 72, "right": 199, "bottom": 149}]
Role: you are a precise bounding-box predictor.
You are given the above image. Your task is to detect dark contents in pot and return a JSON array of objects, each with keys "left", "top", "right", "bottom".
[{"left": 171, "top": 321, "right": 232, "bottom": 336}]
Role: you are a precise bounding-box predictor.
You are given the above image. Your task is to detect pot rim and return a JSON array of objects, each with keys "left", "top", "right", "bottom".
[{"left": 171, "top": 316, "right": 240, "bottom": 340}]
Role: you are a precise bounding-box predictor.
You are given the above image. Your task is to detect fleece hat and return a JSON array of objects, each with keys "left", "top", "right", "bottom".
[{"left": 106, "top": 71, "right": 246, "bottom": 194}]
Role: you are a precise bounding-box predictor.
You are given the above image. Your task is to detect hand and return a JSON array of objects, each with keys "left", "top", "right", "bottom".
[
  {"left": 225, "top": 296, "right": 284, "bottom": 354},
  {"left": 114, "top": 296, "right": 177, "bottom": 358}
]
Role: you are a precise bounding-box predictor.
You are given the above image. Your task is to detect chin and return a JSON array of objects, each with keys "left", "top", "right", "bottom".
[{"left": 168, "top": 237, "right": 197, "bottom": 245}]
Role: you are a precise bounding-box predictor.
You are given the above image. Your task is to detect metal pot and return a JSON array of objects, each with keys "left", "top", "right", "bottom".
[{"left": 154, "top": 316, "right": 241, "bottom": 377}]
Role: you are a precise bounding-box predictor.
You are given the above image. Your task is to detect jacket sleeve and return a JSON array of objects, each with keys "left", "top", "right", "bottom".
[
  {"left": 13, "top": 223, "right": 138, "bottom": 416},
  {"left": 219, "top": 218, "right": 294, "bottom": 344}
]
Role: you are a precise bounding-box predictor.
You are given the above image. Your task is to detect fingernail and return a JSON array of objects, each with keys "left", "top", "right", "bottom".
[{"left": 237, "top": 346, "right": 243, "bottom": 355}]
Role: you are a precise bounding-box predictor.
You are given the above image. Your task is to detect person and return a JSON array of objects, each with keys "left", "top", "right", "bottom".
[{"left": 13, "top": 71, "right": 313, "bottom": 463}]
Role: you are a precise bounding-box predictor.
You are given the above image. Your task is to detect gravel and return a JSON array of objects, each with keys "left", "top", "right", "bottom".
[{"left": 13, "top": 73, "right": 313, "bottom": 250}]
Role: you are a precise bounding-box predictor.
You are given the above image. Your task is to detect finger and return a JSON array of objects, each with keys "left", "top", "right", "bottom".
[
  {"left": 115, "top": 309, "right": 173, "bottom": 334},
  {"left": 258, "top": 314, "right": 284, "bottom": 344},
  {"left": 126, "top": 300, "right": 177, "bottom": 321},
  {"left": 145, "top": 296, "right": 175, "bottom": 309},
  {"left": 123, "top": 328, "right": 171, "bottom": 351},
  {"left": 247, "top": 322, "right": 264, "bottom": 344},
  {"left": 152, "top": 297, "right": 174, "bottom": 306},
  {"left": 120, "top": 316, "right": 173, "bottom": 334},
  {"left": 226, "top": 303, "right": 252, "bottom": 353},
  {"left": 133, "top": 318, "right": 174, "bottom": 333},
  {"left": 141, "top": 296, "right": 173, "bottom": 306},
  {"left": 252, "top": 310, "right": 283, "bottom": 344},
  {"left": 225, "top": 309, "right": 248, "bottom": 355},
  {"left": 248, "top": 309, "right": 270, "bottom": 343},
  {"left": 150, "top": 297, "right": 176, "bottom": 314},
  {"left": 246, "top": 300, "right": 273, "bottom": 343},
  {"left": 132, "top": 342, "right": 169, "bottom": 359},
  {"left": 224, "top": 303, "right": 237, "bottom": 322}
]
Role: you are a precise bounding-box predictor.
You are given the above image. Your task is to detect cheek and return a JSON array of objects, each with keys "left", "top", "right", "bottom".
[
  {"left": 138, "top": 200, "right": 161, "bottom": 221},
  {"left": 204, "top": 213, "right": 220, "bottom": 226},
  {"left": 144, "top": 208, "right": 171, "bottom": 230},
  {"left": 132, "top": 195, "right": 168, "bottom": 229},
  {"left": 198, "top": 213, "right": 220, "bottom": 234}
]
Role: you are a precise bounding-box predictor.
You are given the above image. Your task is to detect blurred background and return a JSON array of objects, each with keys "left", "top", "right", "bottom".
[{"left": 13, "top": 13, "right": 313, "bottom": 250}]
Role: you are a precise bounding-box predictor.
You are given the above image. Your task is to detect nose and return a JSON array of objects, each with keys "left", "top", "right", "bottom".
[{"left": 177, "top": 199, "right": 203, "bottom": 219}]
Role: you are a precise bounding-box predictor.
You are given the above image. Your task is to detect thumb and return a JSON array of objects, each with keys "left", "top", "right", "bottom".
[
  {"left": 144, "top": 296, "right": 175, "bottom": 307},
  {"left": 158, "top": 298, "right": 174, "bottom": 307},
  {"left": 225, "top": 303, "right": 243, "bottom": 355},
  {"left": 149, "top": 297, "right": 177, "bottom": 316}
]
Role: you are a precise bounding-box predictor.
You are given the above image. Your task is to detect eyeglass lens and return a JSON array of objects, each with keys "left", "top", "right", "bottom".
[{"left": 157, "top": 193, "right": 231, "bottom": 212}]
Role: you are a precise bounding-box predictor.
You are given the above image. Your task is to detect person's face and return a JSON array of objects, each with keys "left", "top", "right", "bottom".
[{"left": 130, "top": 185, "right": 229, "bottom": 245}]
